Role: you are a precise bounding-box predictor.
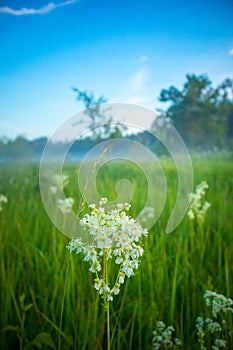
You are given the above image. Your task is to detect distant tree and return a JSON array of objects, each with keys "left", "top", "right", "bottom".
[
  {"left": 72, "top": 88, "right": 126, "bottom": 141},
  {"left": 157, "top": 74, "right": 233, "bottom": 149},
  {"left": 6, "top": 135, "right": 33, "bottom": 160},
  {"left": 30, "top": 137, "right": 48, "bottom": 156},
  {"left": 0, "top": 137, "right": 8, "bottom": 159}
]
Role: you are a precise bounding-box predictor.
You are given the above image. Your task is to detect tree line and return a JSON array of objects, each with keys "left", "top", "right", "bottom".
[
  {"left": 1, "top": 73, "right": 232, "bottom": 160},
  {"left": 156, "top": 74, "right": 233, "bottom": 149}
]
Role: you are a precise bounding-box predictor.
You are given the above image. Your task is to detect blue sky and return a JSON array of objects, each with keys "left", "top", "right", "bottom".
[{"left": 0, "top": 0, "right": 233, "bottom": 139}]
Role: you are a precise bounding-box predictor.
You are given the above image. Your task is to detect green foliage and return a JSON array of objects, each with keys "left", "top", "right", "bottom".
[
  {"left": 157, "top": 74, "right": 233, "bottom": 149},
  {"left": 0, "top": 135, "right": 33, "bottom": 160},
  {"left": 24, "top": 333, "right": 56, "bottom": 350},
  {"left": 0, "top": 293, "right": 55, "bottom": 350},
  {"left": 72, "top": 87, "right": 127, "bottom": 140}
]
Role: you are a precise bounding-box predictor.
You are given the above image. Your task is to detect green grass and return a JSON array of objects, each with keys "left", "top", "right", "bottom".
[{"left": 0, "top": 155, "right": 233, "bottom": 349}]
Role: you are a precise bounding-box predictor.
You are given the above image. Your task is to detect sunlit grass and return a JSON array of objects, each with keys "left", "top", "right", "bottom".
[{"left": 0, "top": 155, "right": 232, "bottom": 349}]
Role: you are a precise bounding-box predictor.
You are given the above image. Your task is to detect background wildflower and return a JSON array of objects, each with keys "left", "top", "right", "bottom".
[
  {"left": 196, "top": 290, "right": 233, "bottom": 350},
  {"left": 187, "top": 181, "right": 211, "bottom": 223},
  {"left": 0, "top": 194, "right": 8, "bottom": 211},
  {"left": 152, "top": 321, "right": 182, "bottom": 349},
  {"left": 58, "top": 197, "right": 74, "bottom": 214},
  {"left": 49, "top": 173, "right": 70, "bottom": 194}
]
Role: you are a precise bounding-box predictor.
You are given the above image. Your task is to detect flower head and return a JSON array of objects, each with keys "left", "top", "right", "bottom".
[
  {"left": 153, "top": 321, "right": 182, "bottom": 349},
  {"left": 196, "top": 290, "right": 233, "bottom": 349},
  {"left": 58, "top": 197, "right": 74, "bottom": 214},
  {"left": 49, "top": 173, "right": 70, "bottom": 194},
  {"left": 204, "top": 290, "right": 233, "bottom": 318},
  {"left": 187, "top": 181, "right": 211, "bottom": 223},
  {"left": 0, "top": 194, "right": 8, "bottom": 211},
  {"left": 67, "top": 198, "right": 148, "bottom": 302}
]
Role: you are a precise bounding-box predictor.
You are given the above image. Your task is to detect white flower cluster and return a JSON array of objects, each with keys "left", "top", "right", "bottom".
[
  {"left": 67, "top": 198, "right": 148, "bottom": 302},
  {"left": 196, "top": 290, "right": 233, "bottom": 350},
  {"left": 140, "top": 206, "right": 155, "bottom": 223},
  {"left": 58, "top": 197, "right": 74, "bottom": 214},
  {"left": 0, "top": 194, "right": 7, "bottom": 211},
  {"left": 152, "top": 321, "right": 182, "bottom": 350},
  {"left": 49, "top": 173, "right": 69, "bottom": 195},
  {"left": 49, "top": 173, "right": 74, "bottom": 214},
  {"left": 187, "top": 181, "right": 211, "bottom": 222},
  {"left": 204, "top": 290, "right": 233, "bottom": 318}
]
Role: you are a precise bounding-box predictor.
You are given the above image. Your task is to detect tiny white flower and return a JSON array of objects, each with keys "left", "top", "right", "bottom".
[
  {"left": 187, "top": 209, "right": 195, "bottom": 220},
  {"left": 53, "top": 173, "right": 69, "bottom": 189},
  {"left": 196, "top": 290, "right": 233, "bottom": 349},
  {"left": 107, "top": 294, "right": 113, "bottom": 302},
  {"left": 58, "top": 197, "right": 74, "bottom": 214},
  {"left": 49, "top": 186, "right": 57, "bottom": 194},
  {"left": 99, "top": 198, "right": 108, "bottom": 206},
  {"left": 153, "top": 321, "right": 182, "bottom": 349},
  {"left": 0, "top": 194, "right": 8, "bottom": 211},
  {"left": 124, "top": 203, "right": 131, "bottom": 211},
  {"left": 115, "top": 257, "right": 123, "bottom": 264},
  {"left": 118, "top": 273, "right": 125, "bottom": 284},
  {"left": 188, "top": 181, "right": 211, "bottom": 223}
]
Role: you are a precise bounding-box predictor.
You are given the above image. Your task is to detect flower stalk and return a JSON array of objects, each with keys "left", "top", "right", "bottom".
[{"left": 67, "top": 198, "right": 148, "bottom": 348}]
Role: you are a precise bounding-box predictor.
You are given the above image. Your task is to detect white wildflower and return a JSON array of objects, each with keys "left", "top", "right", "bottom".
[
  {"left": 58, "top": 197, "right": 74, "bottom": 214},
  {"left": 49, "top": 173, "right": 70, "bottom": 196},
  {"left": 67, "top": 237, "right": 83, "bottom": 254},
  {"left": 205, "top": 318, "right": 222, "bottom": 333},
  {"left": 204, "top": 290, "right": 233, "bottom": 318},
  {"left": 187, "top": 181, "right": 211, "bottom": 223},
  {"left": 53, "top": 173, "right": 69, "bottom": 188},
  {"left": 67, "top": 198, "right": 148, "bottom": 303},
  {"left": 196, "top": 290, "right": 233, "bottom": 349},
  {"left": 140, "top": 206, "right": 155, "bottom": 223},
  {"left": 115, "top": 257, "right": 123, "bottom": 264},
  {"left": 99, "top": 197, "right": 108, "bottom": 206},
  {"left": 196, "top": 317, "right": 207, "bottom": 350},
  {"left": 118, "top": 272, "right": 125, "bottom": 284},
  {"left": 124, "top": 203, "right": 131, "bottom": 211},
  {"left": 0, "top": 194, "right": 8, "bottom": 211},
  {"left": 49, "top": 185, "right": 57, "bottom": 194},
  {"left": 153, "top": 321, "right": 182, "bottom": 349},
  {"left": 213, "top": 338, "right": 227, "bottom": 349},
  {"left": 94, "top": 278, "right": 103, "bottom": 291}
]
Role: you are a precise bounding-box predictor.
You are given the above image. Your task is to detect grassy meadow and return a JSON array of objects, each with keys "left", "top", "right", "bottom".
[{"left": 0, "top": 154, "right": 233, "bottom": 349}]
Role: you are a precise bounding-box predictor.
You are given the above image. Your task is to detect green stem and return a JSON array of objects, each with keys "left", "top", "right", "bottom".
[
  {"left": 106, "top": 301, "right": 110, "bottom": 350},
  {"left": 20, "top": 310, "right": 26, "bottom": 350},
  {"left": 104, "top": 252, "right": 111, "bottom": 350}
]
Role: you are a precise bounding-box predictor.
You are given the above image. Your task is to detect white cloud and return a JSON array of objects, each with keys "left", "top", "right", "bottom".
[
  {"left": 131, "top": 67, "right": 148, "bottom": 92},
  {"left": 229, "top": 48, "right": 233, "bottom": 56},
  {"left": 0, "top": 0, "right": 77, "bottom": 16},
  {"left": 119, "top": 67, "right": 157, "bottom": 110},
  {"left": 140, "top": 55, "right": 148, "bottom": 62},
  {"left": 125, "top": 96, "right": 146, "bottom": 105}
]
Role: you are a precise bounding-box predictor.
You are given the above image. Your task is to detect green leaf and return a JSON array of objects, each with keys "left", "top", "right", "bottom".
[
  {"left": 24, "top": 332, "right": 55, "bottom": 350},
  {"left": 19, "top": 294, "right": 26, "bottom": 309},
  {"left": 0, "top": 325, "right": 20, "bottom": 333},
  {"left": 23, "top": 303, "right": 33, "bottom": 312}
]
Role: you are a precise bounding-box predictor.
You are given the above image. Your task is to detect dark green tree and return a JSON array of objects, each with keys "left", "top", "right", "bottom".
[
  {"left": 72, "top": 88, "right": 126, "bottom": 141},
  {"left": 5, "top": 135, "right": 33, "bottom": 160},
  {"left": 158, "top": 74, "right": 233, "bottom": 149}
]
